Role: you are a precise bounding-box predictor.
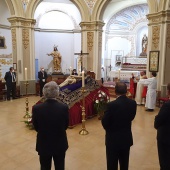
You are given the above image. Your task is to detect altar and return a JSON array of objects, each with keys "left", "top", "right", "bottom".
[{"left": 109, "top": 70, "right": 140, "bottom": 81}]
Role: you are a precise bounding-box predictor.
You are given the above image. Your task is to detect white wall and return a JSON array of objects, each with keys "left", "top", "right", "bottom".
[
  {"left": 0, "top": 29, "right": 12, "bottom": 55},
  {"left": 34, "top": 31, "right": 81, "bottom": 74},
  {"left": 0, "top": 1, "right": 12, "bottom": 55},
  {"left": 0, "top": 0, "right": 10, "bottom": 26}
]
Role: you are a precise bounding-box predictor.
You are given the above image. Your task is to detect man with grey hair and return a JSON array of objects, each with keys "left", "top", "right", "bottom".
[{"left": 32, "top": 81, "right": 69, "bottom": 170}]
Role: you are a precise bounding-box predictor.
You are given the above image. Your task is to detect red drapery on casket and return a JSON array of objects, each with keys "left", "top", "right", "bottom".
[
  {"left": 34, "top": 86, "right": 109, "bottom": 127},
  {"left": 68, "top": 86, "right": 109, "bottom": 127}
]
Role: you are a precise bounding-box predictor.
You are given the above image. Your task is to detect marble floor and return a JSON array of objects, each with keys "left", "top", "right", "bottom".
[{"left": 0, "top": 96, "right": 160, "bottom": 170}]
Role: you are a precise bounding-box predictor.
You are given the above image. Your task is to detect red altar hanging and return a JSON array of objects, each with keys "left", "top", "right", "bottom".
[{"left": 34, "top": 86, "right": 109, "bottom": 127}]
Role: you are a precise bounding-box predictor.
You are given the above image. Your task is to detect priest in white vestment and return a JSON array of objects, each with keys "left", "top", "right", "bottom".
[
  {"left": 132, "top": 71, "right": 147, "bottom": 105},
  {"left": 139, "top": 72, "right": 157, "bottom": 111}
]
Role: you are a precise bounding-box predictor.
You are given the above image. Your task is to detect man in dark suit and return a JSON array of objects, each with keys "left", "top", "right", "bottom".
[
  {"left": 32, "top": 81, "right": 69, "bottom": 170},
  {"left": 102, "top": 82, "right": 137, "bottom": 170},
  {"left": 38, "top": 67, "right": 47, "bottom": 97},
  {"left": 4, "top": 67, "right": 17, "bottom": 100},
  {"left": 154, "top": 83, "right": 170, "bottom": 170}
]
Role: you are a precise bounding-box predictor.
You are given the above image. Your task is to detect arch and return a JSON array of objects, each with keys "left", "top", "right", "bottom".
[
  {"left": 35, "top": 9, "right": 80, "bottom": 29},
  {"left": 92, "top": 0, "right": 111, "bottom": 21},
  {"left": 147, "top": 0, "right": 158, "bottom": 13},
  {"left": 5, "top": 0, "right": 15, "bottom": 15},
  {"left": 106, "top": 4, "right": 148, "bottom": 32},
  {"left": 27, "top": 0, "right": 88, "bottom": 22}
]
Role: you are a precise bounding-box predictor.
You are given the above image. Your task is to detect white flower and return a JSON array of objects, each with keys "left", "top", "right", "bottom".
[
  {"left": 99, "top": 94, "right": 102, "bottom": 97},
  {"left": 96, "top": 100, "right": 99, "bottom": 103},
  {"left": 101, "top": 92, "right": 106, "bottom": 96},
  {"left": 28, "top": 118, "right": 32, "bottom": 122}
]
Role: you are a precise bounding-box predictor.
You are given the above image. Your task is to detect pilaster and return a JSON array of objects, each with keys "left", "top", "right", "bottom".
[
  {"left": 147, "top": 10, "right": 170, "bottom": 90},
  {"left": 8, "top": 17, "right": 36, "bottom": 82},
  {"left": 80, "top": 21, "right": 105, "bottom": 80}
]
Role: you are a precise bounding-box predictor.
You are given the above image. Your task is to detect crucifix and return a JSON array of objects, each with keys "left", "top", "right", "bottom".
[{"left": 74, "top": 50, "right": 89, "bottom": 72}]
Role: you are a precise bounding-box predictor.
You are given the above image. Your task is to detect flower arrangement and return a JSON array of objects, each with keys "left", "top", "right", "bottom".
[{"left": 94, "top": 90, "right": 110, "bottom": 119}]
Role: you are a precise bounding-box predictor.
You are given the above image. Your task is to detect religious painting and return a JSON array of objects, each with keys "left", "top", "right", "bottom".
[
  {"left": 0, "top": 36, "right": 6, "bottom": 49},
  {"left": 149, "top": 51, "right": 159, "bottom": 72}
]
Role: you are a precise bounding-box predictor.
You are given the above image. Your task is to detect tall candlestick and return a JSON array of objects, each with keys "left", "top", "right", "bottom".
[
  {"left": 82, "top": 71, "right": 85, "bottom": 87},
  {"left": 25, "top": 67, "right": 27, "bottom": 81}
]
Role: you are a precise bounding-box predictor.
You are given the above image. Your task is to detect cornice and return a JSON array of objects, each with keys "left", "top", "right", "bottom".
[
  {"left": 0, "top": 24, "right": 11, "bottom": 30},
  {"left": 34, "top": 28, "right": 81, "bottom": 33},
  {"left": 147, "top": 10, "right": 170, "bottom": 25},
  {"left": 8, "top": 17, "right": 36, "bottom": 28},
  {"left": 80, "top": 21, "right": 105, "bottom": 31}
]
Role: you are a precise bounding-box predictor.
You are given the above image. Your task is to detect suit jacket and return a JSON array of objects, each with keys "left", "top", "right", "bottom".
[
  {"left": 4, "top": 71, "right": 16, "bottom": 86},
  {"left": 32, "top": 99, "right": 69, "bottom": 155},
  {"left": 154, "top": 100, "right": 170, "bottom": 144},
  {"left": 102, "top": 95, "right": 137, "bottom": 150},
  {"left": 38, "top": 71, "right": 47, "bottom": 83}
]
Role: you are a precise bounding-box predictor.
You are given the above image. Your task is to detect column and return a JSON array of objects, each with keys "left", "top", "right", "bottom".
[
  {"left": 8, "top": 17, "right": 36, "bottom": 82},
  {"left": 147, "top": 11, "right": 170, "bottom": 91},
  {"left": 80, "top": 21, "right": 105, "bottom": 80}
]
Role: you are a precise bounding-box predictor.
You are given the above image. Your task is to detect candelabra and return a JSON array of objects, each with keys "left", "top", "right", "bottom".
[
  {"left": 23, "top": 81, "right": 30, "bottom": 118},
  {"left": 79, "top": 87, "right": 89, "bottom": 135}
]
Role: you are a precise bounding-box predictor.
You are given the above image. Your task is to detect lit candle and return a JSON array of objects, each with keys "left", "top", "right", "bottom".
[
  {"left": 82, "top": 71, "right": 85, "bottom": 87},
  {"left": 70, "top": 67, "right": 72, "bottom": 75},
  {"left": 25, "top": 67, "right": 27, "bottom": 81}
]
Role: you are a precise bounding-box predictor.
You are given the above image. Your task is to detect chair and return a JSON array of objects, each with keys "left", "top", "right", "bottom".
[{"left": 158, "top": 97, "right": 169, "bottom": 107}]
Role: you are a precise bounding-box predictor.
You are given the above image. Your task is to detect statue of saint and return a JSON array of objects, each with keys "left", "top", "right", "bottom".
[
  {"left": 142, "top": 34, "right": 148, "bottom": 53},
  {"left": 47, "top": 46, "right": 62, "bottom": 72}
]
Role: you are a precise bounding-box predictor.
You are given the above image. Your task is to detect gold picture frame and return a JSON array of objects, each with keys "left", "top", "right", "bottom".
[{"left": 149, "top": 51, "right": 159, "bottom": 72}]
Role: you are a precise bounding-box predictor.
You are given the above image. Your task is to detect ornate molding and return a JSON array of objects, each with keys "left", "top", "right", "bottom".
[
  {"left": 167, "top": 24, "right": 170, "bottom": 48},
  {"left": 35, "top": 8, "right": 80, "bottom": 30},
  {"left": 8, "top": 17, "right": 36, "bottom": 28},
  {"left": 106, "top": 4, "right": 148, "bottom": 32},
  {"left": 80, "top": 21, "right": 105, "bottom": 31},
  {"left": 152, "top": 26, "right": 160, "bottom": 49},
  {"left": 147, "top": 10, "right": 170, "bottom": 25},
  {"left": 11, "top": 29, "right": 17, "bottom": 50},
  {"left": 22, "top": 29, "right": 29, "bottom": 49},
  {"left": 84, "top": 0, "right": 97, "bottom": 13},
  {"left": 87, "top": 32, "right": 94, "bottom": 51}
]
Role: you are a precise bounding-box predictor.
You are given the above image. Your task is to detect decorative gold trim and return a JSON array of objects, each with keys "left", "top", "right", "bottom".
[
  {"left": 87, "top": 32, "right": 94, "bottom": 51},
  {"left": 11, "top": 29, "right": 16, "bottom": 50},
  {"left": 22, "top": 29, "right": 29, "bottom": 49},
  {"left": 167, "top": 24, "right": 170, "bottom": 48},
  {"left": 152, "top": 26, "right": 160, "bottom": 49}
]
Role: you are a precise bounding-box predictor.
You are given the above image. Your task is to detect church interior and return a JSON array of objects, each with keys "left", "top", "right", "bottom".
[{"left": 0, "top": 0, "right": 170, "bottom": 169}]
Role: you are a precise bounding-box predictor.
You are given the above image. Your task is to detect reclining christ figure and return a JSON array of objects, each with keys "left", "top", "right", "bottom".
[{"left": 59, "top": 75, "right": 84, "bottom": 88}]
